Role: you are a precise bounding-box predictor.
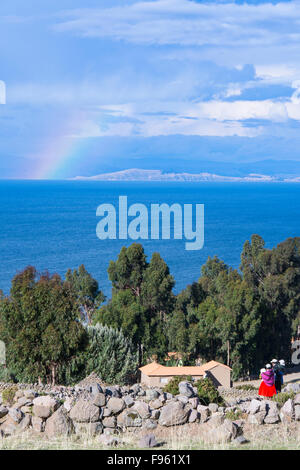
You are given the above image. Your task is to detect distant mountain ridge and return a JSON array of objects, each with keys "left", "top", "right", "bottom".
[{"left": 72, "top": 168, "right": 283, "bottom": 182}]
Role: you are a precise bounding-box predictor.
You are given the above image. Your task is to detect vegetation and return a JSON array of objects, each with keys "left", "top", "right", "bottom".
[
  {"left": 0, "top": 234, "right": 299, "bottom": 385},
  {"left": 225, "top": 409, "right": 243, "bottom": 421},
  {"left": 235, "top": 384, "right": 258, "bottom": 391},
  {"left": 195, "top": 377, "right": 224, "bottom": 406},
  {"left": 162, "top": 375, "right": 192, "bottom": 395},
  {"left": 272, "top": 392, "right": 295, "bottom": 406},
  {"left": 2, "top": 385, "right": 18, "bottom": 406}
]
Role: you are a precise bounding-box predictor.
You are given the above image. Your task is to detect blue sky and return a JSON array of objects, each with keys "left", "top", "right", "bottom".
[{"left": 1, "top": 0, "right": 300, "bottom": 178}]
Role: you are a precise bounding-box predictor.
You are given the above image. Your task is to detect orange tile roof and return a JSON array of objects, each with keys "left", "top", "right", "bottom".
[{"left": 139, "top": 360, "right": 231, "bottom": 377}]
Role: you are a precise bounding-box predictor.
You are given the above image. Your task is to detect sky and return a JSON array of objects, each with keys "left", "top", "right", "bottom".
[{"left": 1, "top": 0, "right": 300, "bottom": 178}]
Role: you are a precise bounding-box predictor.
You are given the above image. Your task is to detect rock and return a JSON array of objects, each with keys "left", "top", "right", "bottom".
[
  {"left": 233, "top": 435, "right": 248, "bottom": 445},
  {"left": 45, "top": 406, "right": 74, "bottom": 437},
  {"left": 0, "top": 406, "right": 8, "bottom": 419},
  {"left": 264, "top": 401, "right": 280, "bottom": 424},
  {"left": 197, "top": 405, "right": 210, "bottom": 423},
  {"left": 0, "top": 416, "right": 18, "bottom": 436},
  {"left": 151, "top": 409, "right": 160, "bottom": 420},
  {"left": 107, "top": 397, "right": 125, "bottom": 414},
  {"left": 208, "top": 403, "right": 219, "bottom": 413},
  {"left": 280, "top": 399, "right": 295, "bottom": 423},
  {"left": 177, "top": 395, "right": 189, "bottom": 405},
  {"left": 63, "top": 397, "right": 76, "bottom": 412},
  {"left": 16, "top": 397, "right": 32, "bottom": 407},
  {"left": 105, "top": 386, "right": 121, "bottom": 398},
  {"left": 285, "top": 383, "right": 300, "bottom": 394},
  {"left": 150, "top": 399, "right": 163, "bottom": 410},
  {"left": 31, "top": 416, "right": 44, "bottom": 433},
  {"left": 32, "top": 396, "right": 59, "bottom": 419},
  {"left": 9, "top": 408, "right": 23, "bottom": 423},
  {"left": 138, "top": 433, "right": 159, "bottom": 448},
  {"left": 294, "top": 393, "right": 300, "bottom": 405},
  {"left": 133, "top": 401, "right": 151, "bottom": 419},
  {"left": 117, "top": 409, "right": 142, "bottom": 427},
  {"left": 200, "top": 419, "right": 235, "bottom": 444},
  {"left": 88, "top": 383, "right": 103, "bottom": 395},
  {"left": 92, "top": 392, "right": 106, "bottom": 407},
  {"left": 295, "top": 405, "right": 300, "bottom": 421},
  {"left": 144, "top": 419, "right": 158, "bottom": 430},
  {"left": 69, "top": 398, "right": 100, "bottom": 423},
  {"left": 102, "top": 416, "right": 117, "bottom": 428},
  {"left": 103, "top": 407, "right": 112, "bottom": 417},
  {"left": 189, "top": 397, "right": 199, "bottom": 409},
  {"left": 248, "top": 411, "right": 266, "bottom": 425},
  {"left": 23, "top": 389, "right": 37, "bottom": 399},
  {"left": 178, "top": 382, "right": 194, "bottom": 398},
  {"left": 248, "top": 399, "right": 261, "bottom": 415},
  {"left": 188, "top": 409, "right": 199, "bottom": 423},
  {"left": 146, "top": 389, "right": 159, "bottom": 401},
  {"left": 208, "top": 412, "right": 225, "bottom": 426},
  {"left": 98, "top": 434, "right": 119, "bottom": 447},
  {"left": 75, "top": 421, "right": 103, "bottom": 436},
  {"left": 18, "top": 414, "right": 32, "bottom": 431},
  {"left": 124, "top": 396, "right": 134, "bottom": 408},
  {"left": 158, "top": 401, "right": 189, "bottom": 427}
]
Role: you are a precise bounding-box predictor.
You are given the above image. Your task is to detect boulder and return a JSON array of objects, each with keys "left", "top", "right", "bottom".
[
  {"left": 0, "top": 415, "right": 18, "bottom": 436},
  {"left": 45, "top": 406, "right": 74, "bottom": 438},
  {"left": 117, "top": 409, "right": 142, "bottom": 427},
  {"left": 189, "top": 397, "right": 199, "bottom": 409},
  {"left": 295, "top": 405, "right": 300, "bottom": 421},
  {"left": 150, "top": 399, "right": 163, "bottom": 410},
  {"left": 284, "top": 383, "right": 300, "bottom": 394},
  {"left": 208, "top": 412, "right": 225, "bottom": 426},
  {"left": 197, "top": 405, "right": 210, "bottom": 423},
  {"left": 32, "top": 396, "right": 59, "bottom": 419},
  {"left": 105, "top": 386, "right": 121, "bottom": 398},
  {"left": 102, "top": 416, "right": 117, "bottom": 428},
  {"left": 294, "top": 393, "right": 300, "bottom": 405},
  {"left": 177, "top": 395, "right": 189, "bottom": 405},
  {"left": 208, "top": 403, "right": 219, "bottom": 413},
  {"left": 188, "top": 409, "right": 199, "bottom": 423},
  {"left": 151, "top": 409, "right": 160, "bottom": 420},
  {"left": 146, "top": 389, "right": 159, "bottom": 401},
  {"left": 69, "top": 398, "right": 100, "bottom": 423},
  {"left": 0, "top": 406, "right": 8, "bottom": 419},
  {"left": 280, "top": 399, "right": 295, "bottom": 423},
  {"left": 31, "top": 416, "right": 44, "bottom": 433},
  {"left": 138, "top": 433, "right": 159, "bottom": 448},
  {"left": 264, "top": 401, "right": 280, "bottom": 424},
  {"left": 158, "top": 401, "right": 189, "bottom": 426},
  {"left": 107, "top": 397, "right": 125, "bottom": 414},
  {"left": 124, "top": 396, "right": 134, "bottom": 408},
  {"left": 133, "top": 401, "right": 151, "bottom": 419},
  {"left": 23, "top": 389, "right": 37, "bottom": 399},
  {"left": 248, "top": 410, "right": 266, "bottom": 425},
  {"left": 178, "top": 382, "right": 194, "bottom": 398},
  {"left": 200, "top": 419, "right": 236, "bottom": 444},
  {"left": 248, "top": 399, "right": 261, "bottom": 415},
  {"left": 98, "top": 434, "right": 119, "bottom": 447},
  {"left": 92, "top": 392, "right": 106, "bottom": 408},
  {"left": 8, "top": 408, "right": 23, "bottom": 423},
  {"left": 18, "top": 414, "right": 32, "bottom": 431},
  {"left": 144, "top": 419, "right": 158, "bottom": 430}
]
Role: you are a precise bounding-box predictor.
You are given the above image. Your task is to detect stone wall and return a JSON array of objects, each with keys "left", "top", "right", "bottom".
[{"left": 0, "top": 380, "right": 299, "bottom": 445}]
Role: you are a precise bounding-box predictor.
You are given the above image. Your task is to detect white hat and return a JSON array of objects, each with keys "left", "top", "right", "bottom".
[
  {"left": 260, "top": 368, "right": 266, "bottom": 373},
  {"left": 279, "top": 359, "right": 285, "bottom": 366},
  {"left": 271, "top": 359, "right": 278, "bottom": 363},
  {"left": 266, "top": 363, "right": 272, "bottom": 369}
]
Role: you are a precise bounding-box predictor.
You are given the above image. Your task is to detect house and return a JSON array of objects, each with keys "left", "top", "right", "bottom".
[{"left": 139, "top": 360, "right": 232, "bottom": 388}]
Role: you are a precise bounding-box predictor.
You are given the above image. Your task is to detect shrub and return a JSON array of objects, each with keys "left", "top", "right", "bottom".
[
  {"left": 272, "top": 392, "right": 295, "bottom": 406},
  {"left": 0, "top": 367, "right": 16, "bottom": 383},
  {"left": 163, "top": 376, "right": 192, "bottom": 395},
  {"left": 195, "top": 377, "right": 224, "bottom": 406},
  {"left": 2, "top": 385, "right": 18, "bottom": 406},
  {"left": 225, "top": 409, "right": 243, "bottom": 421}
]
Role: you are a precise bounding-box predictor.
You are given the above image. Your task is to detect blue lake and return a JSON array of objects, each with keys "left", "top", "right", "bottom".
[{"left": 0, "top": 180, "right": 299, "bottom": 296}]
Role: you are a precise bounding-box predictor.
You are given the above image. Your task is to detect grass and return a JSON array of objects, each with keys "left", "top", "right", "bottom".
[{"left": 1, "top": 422, "right": 300, "bottom": 450}]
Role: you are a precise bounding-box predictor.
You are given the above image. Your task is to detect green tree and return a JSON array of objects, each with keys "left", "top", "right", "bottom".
[
  {"left": 65, "top": 264, "right": 105, "bottom": 325},
  {"left": 85, "top": 324, "right": 139, "bottom": 384},
  {"left": 0, "top": 267, "right": 88, "bottom": 385}
]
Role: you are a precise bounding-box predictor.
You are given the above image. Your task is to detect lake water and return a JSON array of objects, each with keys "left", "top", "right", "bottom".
[{"left": 0, "top": 180, "right": 300, "bottom": 296}]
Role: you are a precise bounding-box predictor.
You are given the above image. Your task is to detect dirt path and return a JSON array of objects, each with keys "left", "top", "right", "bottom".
[{"left": 235, "top": 369, "right": 300, "bottom": 388}]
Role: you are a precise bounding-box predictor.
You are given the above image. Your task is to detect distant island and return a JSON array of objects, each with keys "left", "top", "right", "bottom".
[{"left": 71, "top": 168, "right": 296, "bottom": 182}]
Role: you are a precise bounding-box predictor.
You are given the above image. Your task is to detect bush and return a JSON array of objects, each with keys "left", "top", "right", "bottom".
[
  {"left": 0, "top": 367, "right": 16, "bottom": 383},
  {"left": 195, "top": 377, "right": 224, "bottom": 406},
  {"left": 225, "top": 409, "right": 243, "bottom": 421},
  {"left": 272, "top": 392, "right": 295, "bottom": 406},
  {"left": 163, "top": 376, "right": 192, "bottom": 395},
  {"left": 2, "top": 385, "right": 18, "bottom": 406}
]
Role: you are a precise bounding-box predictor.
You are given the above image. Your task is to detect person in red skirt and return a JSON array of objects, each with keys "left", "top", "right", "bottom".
[{"left": 259, "top": 364, "right": 277, "bottom": 397}]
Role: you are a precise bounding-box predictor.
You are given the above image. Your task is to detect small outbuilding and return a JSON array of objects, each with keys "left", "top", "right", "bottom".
[{"left": 139, "top": 360, "right": 232, "bottom": 388}]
